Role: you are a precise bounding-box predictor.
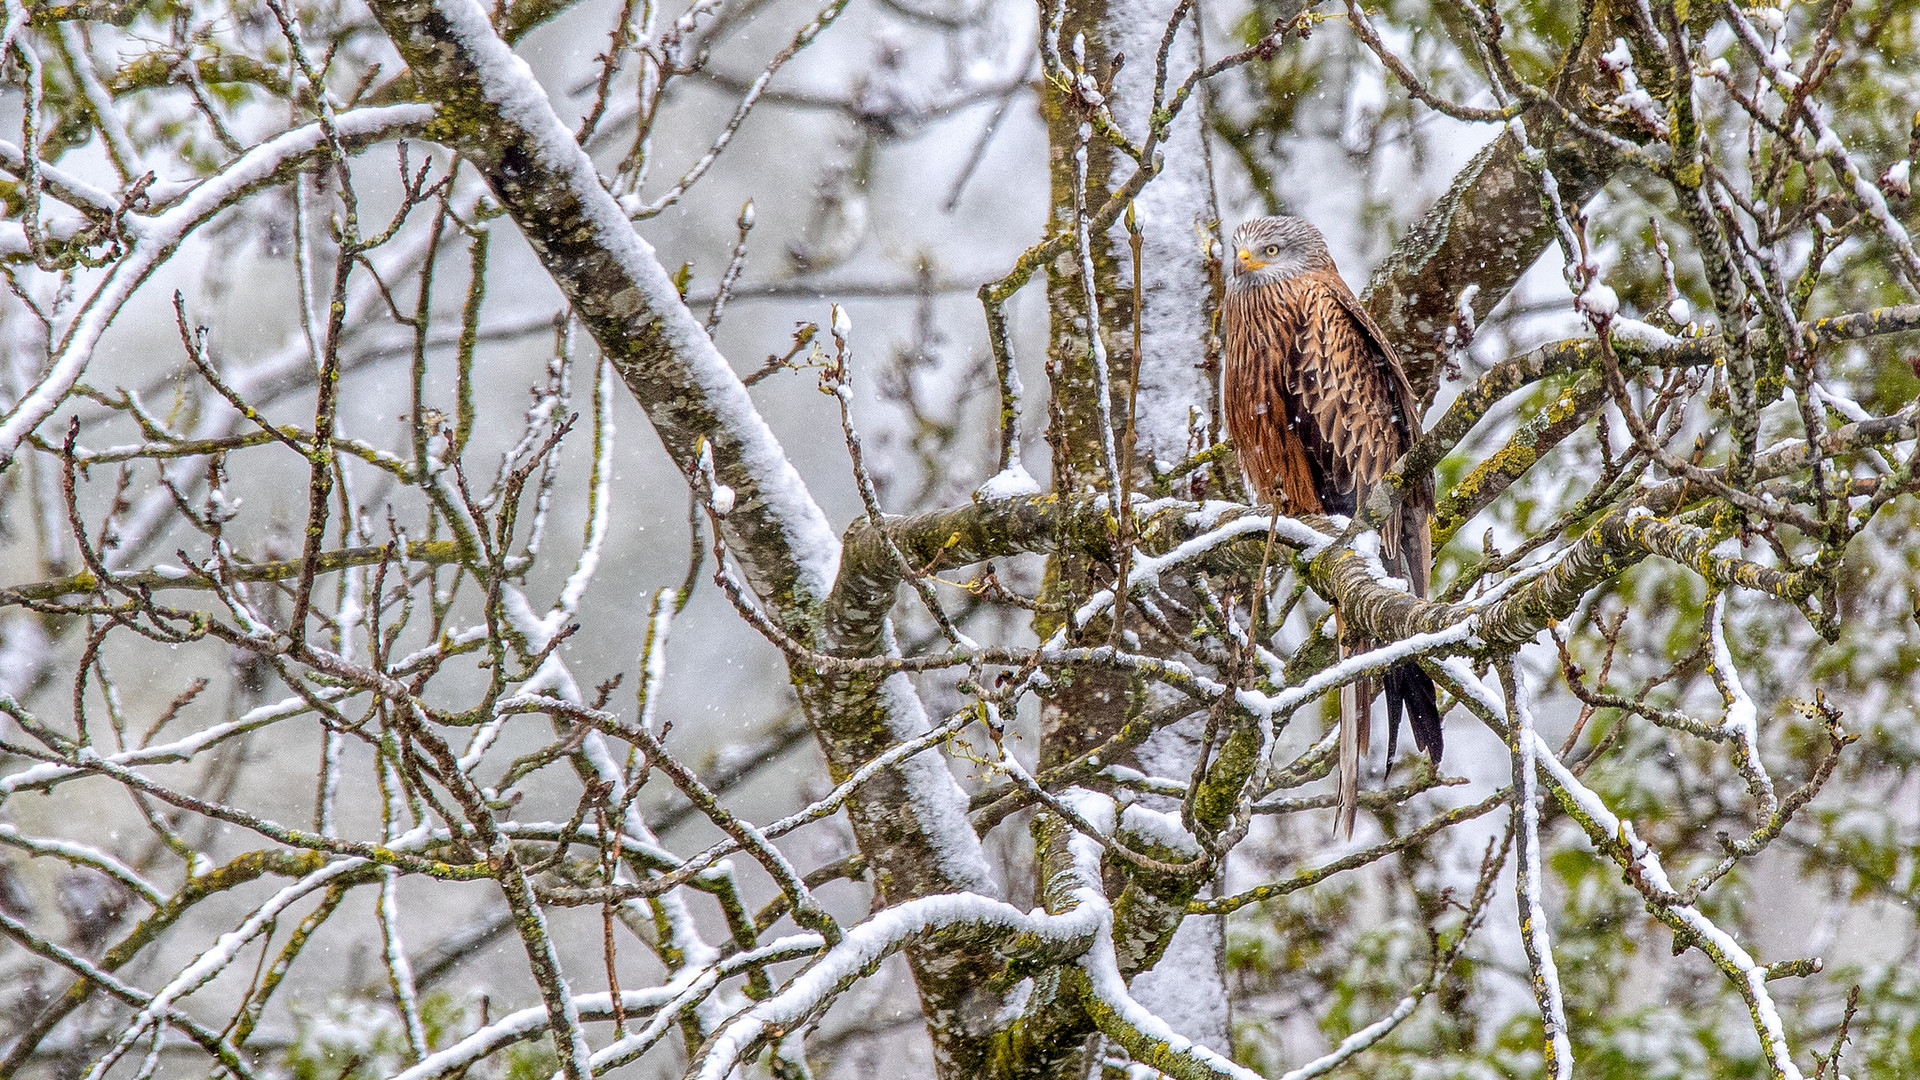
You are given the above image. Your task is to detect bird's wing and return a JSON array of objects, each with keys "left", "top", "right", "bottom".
[
  {"left": 1314, "top": 272, "right": 1434, "bottom": 598},
  {"left": 1276, "top": 273, "right": 1412, "bottom": 511},
  {"left": 1327, "top": 282, "right": 1424, "bottom": 442},
  {"left": 1325, "top": 278, "right": 1429, "bottom": 486}
]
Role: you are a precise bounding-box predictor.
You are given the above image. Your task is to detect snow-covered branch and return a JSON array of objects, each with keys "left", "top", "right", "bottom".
[{"left": 0, "top": 106, "right": 435, "bottom": 468}]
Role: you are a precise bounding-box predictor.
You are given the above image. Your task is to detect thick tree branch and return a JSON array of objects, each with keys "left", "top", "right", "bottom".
[
  {"left": 358, "top": 4, "right": 1006, "bottom": 1071},
  {"left": 1362, "top": 0, "right": 1641, "bottom": 402},
  {"left": 363, "top": 0, "right": 836, "bottom": 615}
]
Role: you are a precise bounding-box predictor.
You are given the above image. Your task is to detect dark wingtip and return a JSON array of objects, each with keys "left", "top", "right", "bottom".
[{"left": 1384, "top": 662, "right": 1444, "bottom": 764}]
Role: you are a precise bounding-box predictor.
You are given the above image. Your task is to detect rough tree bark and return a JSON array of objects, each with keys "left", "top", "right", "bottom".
[
  {"left": 1008, "top": 1, "right": 1647, "bottom": 1075},
  {"left": 361, "top": 1, "right": 1007, "bottom": 1072}
]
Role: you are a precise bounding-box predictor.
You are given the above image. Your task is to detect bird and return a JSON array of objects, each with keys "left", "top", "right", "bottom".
[{"left": 1220, "top": 215, "right": 1442, "bottom": 839}]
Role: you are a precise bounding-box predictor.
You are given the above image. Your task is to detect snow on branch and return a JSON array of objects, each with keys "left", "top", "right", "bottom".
[
  {"left": 692, "top": 888, "right": 1105, "bottom": 1079},
  {"left": 394, "top": 935, "right": 826, "bottom": 1080},
  {"left": 1437, "top": 658, "right": 1814, "bottom": 1080},
  {"left": 1065, "top": 510, "right": 1331, "bottom": 634},
  {"left": 6, "top": 0, "right": 1915, "bottom": 1076},
  {"left": 0, "top": 104, "right": 436, "bottom": 468},
  {"left": 363, "top": 0, "right": 841, "bottom": 611},
  {"left": 78, "top": 848, "right": 418, "bottom": 1079},
  {"left": 1504, "top": 668, "right": 1573, "bottom": 1080}
]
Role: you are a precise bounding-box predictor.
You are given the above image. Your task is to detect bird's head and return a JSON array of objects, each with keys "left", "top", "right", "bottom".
[{"left": 1227, "top": 215, "right": 1335, "bottom": 292}]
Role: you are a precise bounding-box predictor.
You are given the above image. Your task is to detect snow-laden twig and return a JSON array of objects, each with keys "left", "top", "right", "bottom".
[
  {"left": 1608, "top": 316, "right": 1684, "bottom": 351},
  {"left": 1459, "top": 539, "right": 1583, "bottom": 607},
  {"left": 385, "top": 923, "right": 808, "bottom": 1079},
  {"left": 1065, "top": 511, "right": 1330, "bottom": 632},
  {"left": 1072, "top": 111, "right": 1124, "bottom": 505},
  {"left": 379, "top": 867, "right": 431, "bottom": 1062},
  {"left": 0, "top": 905, "right": 258, "bottom": 1079},
  {"left": 1436, "top": 658, "right": 1811, "bottom": 1080},
  {"left": 0, "top": 824, "right": 165, "bottom": 907},
  {"left": 578, "top": 933, "right": 826, "bottom": 1075},
  {"left": 54, "top": 24, "right": 142, "bottom": 183},
  {"left": 1268, "top": 814, "right": 1510, "bottom": 1079},
  {"left": 511, "top": 609, "right": 735, "bottom": 1037},
  {"left": 495, "top": 819, "right": 676, "bottom": 866},
  {"left": 377, "top": 748, "right": 431, "bottom": 1063},
  {"left": 557, "top": 356, "right": 618, "bottom": 619},
  {"left": 389, "top": 989, "right": 680, "bottom": 1080},
  {"left": 1230, "top": 620, "right": 1478, "bottom": 721},
  {"left": 1530, "top": 725, "right": 1807, "bottom": 1079},
  {"left": 513, "top": 340, "right": 574, "bottom": 559},
  {"left": 827, "top": 307, "right": 974, "bottom": 649},
  {"left": 1708, "top": 591, "right": 1777, "bottom": 815},
  {"left": 0, "top": 140, "right": 116, "bottom": 227},
  {"left": 291, "top": 170, "right": 326, "bottom": 377},
  {"left": 0, "top": 689, "right": 338, "bottom": 797},
  {"left": 691, "top": 887, "right": 1104, "bottom": 1078},
  {"left": 0, "top": 104, "right": 436, "bottom": 468},
  {"left": 319, "top": 517, "right": 372, "bottom": 838},
  {"left": 635, "top": 587, "right": 676, "bottom": 737},
  {"left": 78, "top": 844, "right": 421, "bottom": 1080},
  {"left": 1505, "top": 667, "right": 1573, "bottom": 1080},
  {"left": 1722, "top": 6, "right": 1920, "bottom": 293},
  {"left": 1810, "top": 382, "right": 1872, "bottom": 424}
]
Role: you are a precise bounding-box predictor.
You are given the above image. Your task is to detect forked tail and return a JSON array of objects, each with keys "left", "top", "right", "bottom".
[
  {"left": 1335, "top": 656, "right": 1442, "bottom": 840},
  {"left": 1383, "top": 662, "right": 1443, "bottom": 763}
]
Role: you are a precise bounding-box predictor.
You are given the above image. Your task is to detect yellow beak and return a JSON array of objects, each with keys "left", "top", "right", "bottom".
[{"left": 1236, "top": 247, "right": 1266, "bottom": 271}]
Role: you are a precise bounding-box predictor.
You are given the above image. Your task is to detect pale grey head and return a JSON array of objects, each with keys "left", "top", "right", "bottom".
[{"left": 1226, "top": 215, "right": 1336, "bottom": 293}]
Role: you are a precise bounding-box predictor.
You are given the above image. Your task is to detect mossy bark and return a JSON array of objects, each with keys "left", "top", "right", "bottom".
[
  {"left": 1363, "top": 0, "right": 1642, "bottom": 404},
  {"left": 362, "top": 3, "right": 1006, "bottom": 1073}
]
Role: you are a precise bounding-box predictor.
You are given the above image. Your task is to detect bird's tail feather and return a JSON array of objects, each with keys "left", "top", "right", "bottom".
[
  {"left": 1340, "top": 656, "right": 1438, "bottom": 840},
  {"left": 1337, "top": 682, "right": 1359, "bottom": 840},
  {"left": 1336, "top": 501, "right": 1442, "bottom": 838},
  {"left": 1335, "top": 626, "right": 1373, "bottom": 841},
  {"left": 1383, "top": 662, "right": 1443, "bottom": 763}
]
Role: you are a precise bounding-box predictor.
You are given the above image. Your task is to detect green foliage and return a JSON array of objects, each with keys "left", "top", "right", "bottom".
[
  {"left": 1847, "top": 962, "right": 1920, "bottom": 1076},
  {"left": 1219, "top": 2, "right": 1920, "bottom": 1065}
]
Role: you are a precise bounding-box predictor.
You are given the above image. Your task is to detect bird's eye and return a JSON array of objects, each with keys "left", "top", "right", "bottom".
[{"left": 1264, "top": 245, "right": 1280, "bottom": 255}]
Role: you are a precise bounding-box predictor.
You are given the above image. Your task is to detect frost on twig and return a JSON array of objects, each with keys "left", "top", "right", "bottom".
[{"left": 2, "top": 0, "right": 1915, "bottom": 1076}]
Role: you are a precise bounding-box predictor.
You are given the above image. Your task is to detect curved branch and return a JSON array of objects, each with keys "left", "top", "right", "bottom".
[
  {"left": 0, "top": 104, "right": 438, "bottom": 469},
  {"left": 364, "top": 0, "right": 836, "bottom": 615},
  {"left": 689, "top": 892, "right": 1105, "bottom": 1079},
  {"left": 358, "top": 4, "right": 1007, "bottom": 1068}
]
